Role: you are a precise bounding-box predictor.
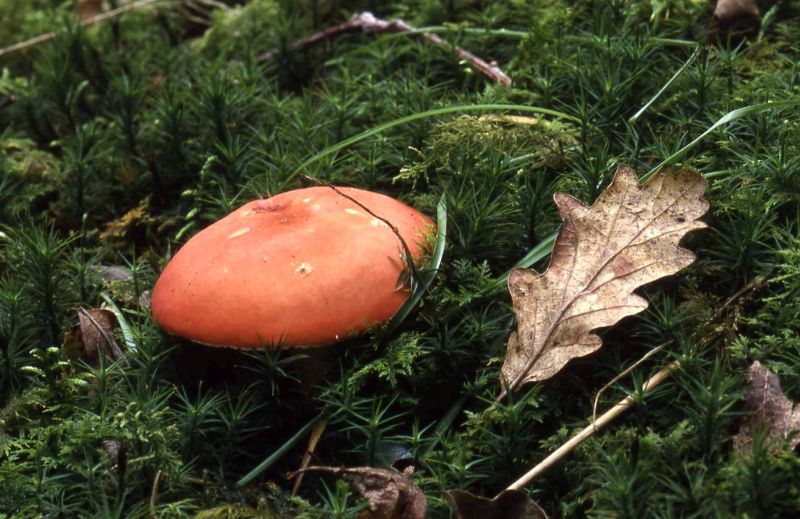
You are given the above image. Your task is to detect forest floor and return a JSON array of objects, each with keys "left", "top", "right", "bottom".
[{"left": 1, "top": 1, "right": 800, "bottom": 517}]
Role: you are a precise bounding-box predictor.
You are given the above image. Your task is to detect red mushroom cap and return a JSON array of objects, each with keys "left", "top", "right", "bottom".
[{"left": 151, "top": 186, "right": 434, "bottom": 348}]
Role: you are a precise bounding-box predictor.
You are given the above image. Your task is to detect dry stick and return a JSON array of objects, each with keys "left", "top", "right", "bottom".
[
  {"left": 291, "top": 419, "right": 329, "bottom": 496},
  {"left": 591, "top": 341, "right": 668, "bottom": 425},
  {"left": 710, "top": 274, "right": 769, "bottom": 324},
  {"left": 0, "top": 0, "right": 160, "bottom": 58},
  {"left": 503, "top": 278, "right": 768, "bottom": 493},
  {"left": 259, "top": 11, "right": 511, "bottom": 87},
  {"left": 149, "top": 469, "right": 162, "bottom": 519},
  {"left": 504, "top": 359, "right": 679, "bottom": 493}
]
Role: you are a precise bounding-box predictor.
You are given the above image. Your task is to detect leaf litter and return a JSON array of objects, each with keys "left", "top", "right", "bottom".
[
  {"left": 64, "top": 307, "right": 126, "bottom": 367},
  {"left": 288, "top": 465, "right": 426, "bottom": 519},
  {"left": 734, "top": 361, "right": 800, "bottom": 453}
]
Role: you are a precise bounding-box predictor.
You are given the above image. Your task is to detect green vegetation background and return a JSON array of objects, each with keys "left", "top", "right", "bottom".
[{"left": 1, "top": 0, "right": 800, "bottom": 517}]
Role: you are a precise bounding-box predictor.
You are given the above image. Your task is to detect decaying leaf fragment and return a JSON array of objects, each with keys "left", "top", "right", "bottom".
[
  {"left": 289, "top": 465, "right": 426, "bottom": 519},
  {"left": 64, "top": 308, "right": 126, "bottom": 367},
  {"left": 445, "top": 489, "right": 548, "bottom": 519},
  {"left": 734, "top": 361, "right": 800, "bottom": 453},
  {"left": 501, "top": 166, "right": 707, "bottom": 394}
]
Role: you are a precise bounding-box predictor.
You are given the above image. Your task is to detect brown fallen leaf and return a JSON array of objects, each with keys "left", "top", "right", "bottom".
[
  {"left": 500, "top": 166, "right": 707, "bottom": 396},
  {"left": 288, "top": 465, "right": 426, "bottom": 519},
  {"left": 445, "top": 489, "right": 548, "bottom": 519},
  {"left": 75, "top": 308, "right": 126, "bottom": 367},
  {"left": 734, "top": 361, "right": 800, "bottom": 453}
]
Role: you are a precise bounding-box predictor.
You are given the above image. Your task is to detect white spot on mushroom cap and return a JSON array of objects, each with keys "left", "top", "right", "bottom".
[
  {"left": 303, "top": 197, "right": 313, "bottom": 203},
  {"left": 344, "top": 208, "right": 365, "bottom": 217},
  {"left": 295, "top": 262, "right": 313, "bottom": 277},
  {"left": 370, "top": 218, "right": 389, "bottom": 228},
  {"left": 311, "top": 204, "right": 321, "bottom": 211},
  {"left": 227, "top": 227, "right": 250, "bottom": 239}
]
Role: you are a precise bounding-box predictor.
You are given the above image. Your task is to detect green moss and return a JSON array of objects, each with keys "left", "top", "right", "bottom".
[{"left": 1, "top": 0, "right": 800, "bottom": 516}]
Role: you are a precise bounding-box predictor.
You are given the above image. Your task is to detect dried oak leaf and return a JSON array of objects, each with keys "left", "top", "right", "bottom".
[
  {"left": 289, "top": 466, "right": 426, "bottom": 519},
  {"left": 734, "top": 361, "right": 800, "bottom": 453},
  {"left": 501, "top": 166, "right": 707, "bottom": 393},
  {"left": 445, "top": 489, "right": 548, "bottom": 519}
]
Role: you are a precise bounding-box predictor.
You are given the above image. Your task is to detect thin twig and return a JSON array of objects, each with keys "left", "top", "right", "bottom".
[
  {"left": 0, "top": 0, "right": 160, "bottom": 59},
  {"left": 298, "top": 174, "right": 421, "bottom": 285},
  {"left": 149, "top": 469, "right": 162, "bottom": 519},
  {"left": 710, "top": 274, "right": 769, "bottom": 323},
  {"left": 504, "top": 360, "right": 679, "bottom": 493},
  {"left": 592, "top": 341, "right": 669, "bottom": 425},
  {"left": 503, "top": 273, "right": 766, "bottom": 492},
  {"left": 291, "top": 418, "right": 328, "bottom": 496},
  {"left": 259, "top": 11, "right": 511, "bottom": 86}
]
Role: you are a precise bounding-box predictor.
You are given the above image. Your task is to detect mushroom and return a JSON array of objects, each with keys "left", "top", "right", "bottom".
[{"left": 151, "top": 186, "right": 434, "bottom": 348}]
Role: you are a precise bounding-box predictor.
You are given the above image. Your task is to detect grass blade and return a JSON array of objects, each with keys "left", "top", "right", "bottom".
[
  {"left": 236, "top": 412, "right": 325, "bottom": 487},
  {"left": 644, "top": 99, "right": 800, "bottom": 180},
  {"left": 629, "top": 48, "right": 700, "bottom": 124},
  {"left": 100, "top": 292, "right": 137, "bottom": 353},
  {"left": 381, "top": 196, "right": 447, "bottom": 341}
]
